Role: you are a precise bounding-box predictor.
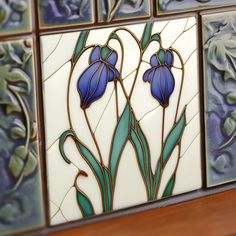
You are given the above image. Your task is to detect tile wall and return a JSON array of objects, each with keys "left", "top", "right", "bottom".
[{"left": 0, "top": 0, "right": 236, "bottom": 235}]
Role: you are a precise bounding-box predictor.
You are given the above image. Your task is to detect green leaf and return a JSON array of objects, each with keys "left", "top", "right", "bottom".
[
  {"left": 15, "top": 145, "right": 28, "bottom": 160},
  {"left": 59, "top": 129, "right": 74, "bottom": 164},
  {"left": 59, "top": 130, "right": 108, "bottom": 212},
  {"left": 8, "top": 154, "right": 24, "bottom": 178},
  {"left": 162, "top": 110, "right": 186, "bottom": 167},
  {"left": 0, "top": 4, "right": 9, "bottom": 28},
  {"left": 151, "top": 34, "right": 161, "bottom": 43},
  {"left": 162, "top": 175, "right": 175, "bottom": 198},
  {"left": 72, "top": 31, "right": 89, "bottom": 63},
  {"left": 10, "top": 126, "right": 26, "bottom": 139},
  {"left": 153, "top": 160, "right": 161, "bottom": 199},
  {"left": 226, "top": 91, "right": 236, "bottom": 105},
  {"left": 109, "top": 104, "right": 130, "bottom": 187},
  {"left": 130, "top": 129, "right": 151, "bottom": 198},
  {"left": 111, "top": 32, "right": 118, "bottom": 40},
  {"left": 104, "top": 168, "right": 112, "bottom": 211},
  {"left": 0, "top": 66, "right": 31, "bottom": 93},
  {"left": 75, "top": 141, "right": 108, "bottom": 211},
  {"left": 77, "top": 190, "right": 94, "bottom": 217},
  {"left": 141, "top": 22, "right": 153, "bottom": 50},
  {"left": 23, "top": 152, "right": 38, "bottom": 177},
  {"left": 223, "top": 117, "right": 236, "bottom": 137},
  {"left": 0, "top": 203, "right": 19, "bottom": 224}
]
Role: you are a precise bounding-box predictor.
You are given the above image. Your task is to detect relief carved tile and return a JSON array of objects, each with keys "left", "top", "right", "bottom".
[
  {"left": 0, "top": 39, "right": 45, "bottom": 235},
  {"left": 97, "top": 0, "right": 150, "bottom": 22},
  {"left": 41, "top": 17, "right": 202, "bottom": 225},
  {"left": 38, "top": 0, "right": 95, "bottom": 29},
  {"left": 203, "top": 12, "right": 236, "bottom": 186},
  {"left": 158, "top": 0, "right": 236, "bottom": 14},
  {"left": 0, "top": 0, "right": 31, "bottom": 35}
]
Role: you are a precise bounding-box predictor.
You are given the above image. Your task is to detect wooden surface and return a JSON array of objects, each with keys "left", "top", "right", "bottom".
[{"left": 50, "top": 189, "right": 236, "bottom": 236}]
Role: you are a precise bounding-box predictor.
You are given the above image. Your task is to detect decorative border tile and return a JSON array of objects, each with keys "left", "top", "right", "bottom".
[
  {"left": 157, "top": 0, "right": 236, "bottom": 14},
  {"left": 97, "top": 0, "right": 150, "bottom": 22},
  {"left": 0, "top": 38, "right": 45, "bottom": 235},
  {"left": 203, "top": 11, "right": 236, "bottom": 187},
  {"left": 0, "top": 0, "right": 32, "bottom": 35},
  {"left": 38, "top": 0, "right": 95, "bottom": 29}
]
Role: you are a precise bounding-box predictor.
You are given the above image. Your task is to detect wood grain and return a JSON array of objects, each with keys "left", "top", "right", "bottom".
[{"left": 49, "top": 189, "right": 236, "bottom": 236}]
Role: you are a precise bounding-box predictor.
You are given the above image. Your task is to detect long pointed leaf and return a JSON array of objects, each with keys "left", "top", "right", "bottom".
[
  {"left": 153, "top": 160, "right": 161, "bottom": 199},
  {"left": 141, "top": 22, "right": 153, "bottom": 50},
  {"left": 104, "top": 168, "right": 112, "bottom": 211},
  {"left": 162, "top": 175, "right": 175, "bottom": 198},
  {"left": 75, "top": 141, "right": 107, "bottom": 211},
  {"left": 109, "top": 104, "right": 130, "bottom": 187},
  {"left": 77, "top": 190, "right": 94, "bottom": 217},
  {"left": 59, "top": 130, "right": 107, "bottom": 212},
  {"left": 162, "top": 111, "right": 186, "bottom": 167},
  {"left": 72, "top": 31, "right": 89, "bottom": 63},
  {"left": 130, "top": 129, "right": 152, "bottom": 200}
]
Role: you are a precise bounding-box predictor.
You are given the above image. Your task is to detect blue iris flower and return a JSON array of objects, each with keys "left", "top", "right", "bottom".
[
  {"left": 77, "top": 45, "right": 119, "bottom": 109},
  {"left": 143, "top": 49, "right": 175, "bottom": 108}
]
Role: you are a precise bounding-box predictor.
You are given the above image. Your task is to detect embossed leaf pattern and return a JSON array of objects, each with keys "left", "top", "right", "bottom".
[
  {"left": 207, "top": 33, "right": 236, "bottom": 81},
  {"left": 0, "top": 40, "right": 41, "bottom": 228}
]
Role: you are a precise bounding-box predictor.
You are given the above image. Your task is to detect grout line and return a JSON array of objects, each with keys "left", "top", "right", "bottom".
[
  {"left": 33, "top": 0, "right": 51, "bottom": 229},
  {"left": 197, "top": 13, "right": 208, "bottom": 189}
]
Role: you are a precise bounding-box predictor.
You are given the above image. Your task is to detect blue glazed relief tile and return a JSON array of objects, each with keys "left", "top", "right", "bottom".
[
  {"left": 98, "top": 0, "right": 150, "bottom": 22},
  {"left": 0, "top": 0, "right": 32, "bottom": 35},
  {"left": 0, "top": 39, "right": 45, "bottom": 235},
  {"left": 203, "top": 12, "right": 236, "bottom": 186},
  {"left": 158, "top": 0, "right": 236, "bottom": 13},
  {"left": 38, "top": 0, "right": 94, "bottom": 29}
]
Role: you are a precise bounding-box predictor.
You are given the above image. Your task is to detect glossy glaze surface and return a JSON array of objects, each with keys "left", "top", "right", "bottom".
[
  {"left": 41, "top": 17, "right": 202, "bottom": 225},
  {"left": 0, "top": 39, "right": 45, "bottom": 235},
  {"left": 203, "top": 12, "right": 236, "bottom": 186}
]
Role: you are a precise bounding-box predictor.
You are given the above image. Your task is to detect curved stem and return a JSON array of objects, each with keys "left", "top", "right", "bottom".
[
  {"left": 67, "top": 45, "right": 96, "bottom": 140},
  {"left": 114, "top": 80, "right": 119, "bottom": 122},
  {"left": 83, "top": 109, "right": 104, "bottom": 167},
  {"left": 155, "top": 107, "right": 165, "bottom": 199},
  {"left": 171, "top": 48, "right": 185, "bottom": 123}
]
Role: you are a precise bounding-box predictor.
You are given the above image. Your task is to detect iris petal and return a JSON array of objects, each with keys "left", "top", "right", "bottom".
[
  {"left": 166, "top": 50, "right": 173, "bottom": 67},
  {"left": 107, "top": 50, "right": 118, "bottom": 66},
  {"left": 90, "top": 46, "right": 101, "bottom": 63},
  {"left": 150, "top": 66, "right": 175, "bottom": 107},
  {"left": 143, "top": 68, "right": 154, "bottom": 82},
  {"left": 78, "top": 62, "right": 101, "bottom": 104},
  {"left": 150, "top": 54, "right": 159, "bottom": 67},
  {"left": 109, "top": 66, "right": 120, "bottom": 81},
  {"left": 86, "top": 65, "right": 108, "bottom": 107}
]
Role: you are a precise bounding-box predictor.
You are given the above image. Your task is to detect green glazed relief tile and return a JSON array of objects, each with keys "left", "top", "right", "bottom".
[
  {"left": 38, "top": 0, "right": 95, "bottom": 29},
  {"left": 0, "top": 39, "right": 45, "bottom": 235},
  {"left": 158, "top": 0, "right": 236, "bottom": 14},
  {"left": 97, "top": 0, "right": 150, "bottom": 22},
  {"left": 202, "top": 11, "right": 236, "bottom": 187},
  {"left": 0, "top": 0, "right": 32, "bottom": 35},
  {"left": 41, "top": 17, "right": 202, "bottom": 225}
]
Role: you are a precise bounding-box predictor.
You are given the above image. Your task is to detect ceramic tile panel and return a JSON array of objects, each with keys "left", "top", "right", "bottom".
[
  {"left": 157, "top": 0, "right": 236, "bottom": 14},
  {"left": 41, "top": 16, "right": 202, "bottom": 225},
  {"left": 0, "top": 39, "right": 45, "bottom": 235},
  {"left": 97, "top": 0, "right": 150, "bottom": 22},
  {"left": 38, "top": 0, "right": 95, "bottom": 29},
  {"left": 203, "top": 11, "right": 236, "bottom": 187},
  {"left": 0, "top": 0, "right": 32, "bottom": 35}
]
